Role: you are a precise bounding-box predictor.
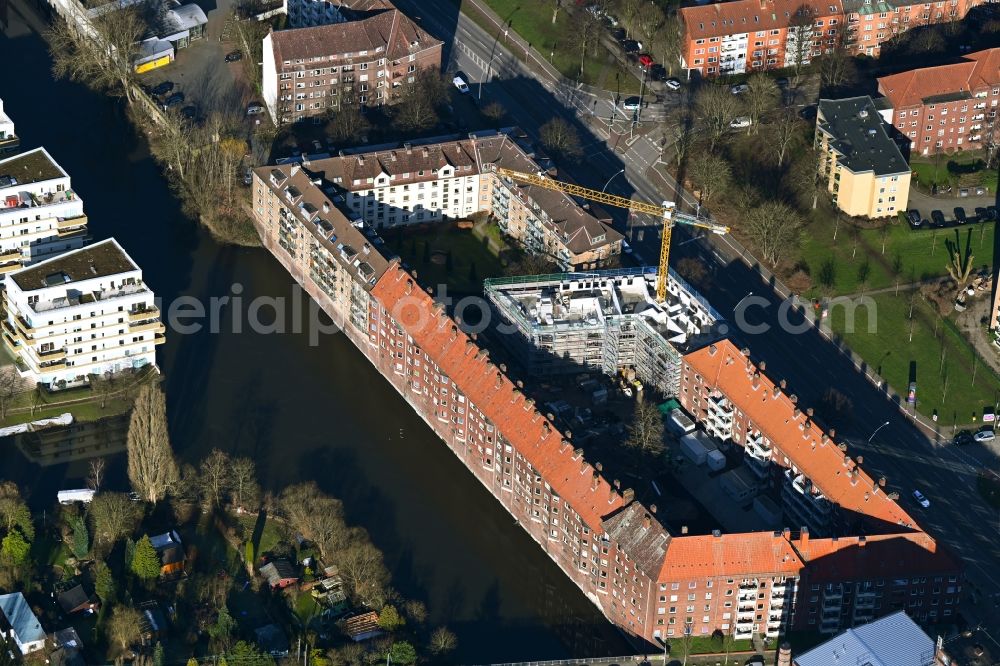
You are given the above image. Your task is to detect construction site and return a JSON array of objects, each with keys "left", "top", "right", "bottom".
[{"left": 485, "top": 267, "right": 723, "bottom": 397}]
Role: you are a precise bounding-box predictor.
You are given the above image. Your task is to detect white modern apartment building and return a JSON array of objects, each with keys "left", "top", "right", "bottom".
[
  {"left": 0, "top": 148, "right": 88, "bottom": 276},
  {"left": 2, "top": 239, "right": 164, "bottom": 388},
  {"left": 0, "top": 98, "right": 17, "bottom": 154}
]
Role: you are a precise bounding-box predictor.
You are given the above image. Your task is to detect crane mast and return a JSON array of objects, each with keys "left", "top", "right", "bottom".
[{"left": 488, "top": 166, "right": 729, "bottom": 302}]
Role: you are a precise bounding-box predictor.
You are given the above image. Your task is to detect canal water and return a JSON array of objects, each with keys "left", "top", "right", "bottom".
[{"left": 0, "top": 5, "right": 631, "bottom": 661}]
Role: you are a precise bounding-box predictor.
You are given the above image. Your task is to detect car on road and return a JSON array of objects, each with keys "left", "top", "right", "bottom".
[
  {"left": 730, "top": 116, "right": 752, "bottom": 128},
  {"left": 162, "top": 92, "right": 184, "bottom": 109},
  {"left": 912, "top": 489, "right": 930, "bottom": 508},
  {"left": 649, "top": 64, "right": 666, "bottom": 81},
  {"left": 974, "top": 429, "right": 996, "bottom": 443},
  {"left": 246, "top": 102, "right": 265, "bottom": 115},
  {"left": 746, "top": 657, "right": 766, "bottom": 666},
  {"left": 311, "top": 139, "right": 323, "bottom": 153},
  {"left": 611, "top": 27, "right": 626, "bottom": 42},
  {"left": 953, "top": 430, "right": 975, "bottom": 446},
  {"left": 151, "top": 81, "right": 174, "bottom": 96},
  {"left": 225, "top": 50, "right": 242, "bottom": 62},
  {"left": 242, "top": 166, "right": 253, "bottom": 186},
  {"left": 954, "top": 206, "right": 967, "bottom": 223},
  {"left": 730, "top": 83, "right": 748, "bottom": 94},
  {"left": 622, "top": 96, "right": 642, "bottom": 111},
  {"left": 452, "top": 75, "right": 469, "bottom": 93},
  {"left": 622, "top": 40, "right": 641, "bottom": 54},
  {"left": 907, "top": 210, "right": 921, "bottom": 227},
  {"left": 665, "top": 77, "right": 682, "bottom": 91},
  {"left": 798, "top": 105, "right": 817, "bottom": 120},
  {"left": 931, "top": 209, "right": 946, "bottom": 227},
  {"left": 638, "top": 54, "right": 655, "bottom": 69}
]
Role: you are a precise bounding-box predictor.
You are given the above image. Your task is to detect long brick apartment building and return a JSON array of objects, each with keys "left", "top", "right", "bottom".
[
  {"left": 251, "top": 155, "right": 960, "bottom": 646},
  {"left": 878, "top": 47, "right": 1000, "bottom": 155},
  {"left": 678, "top": 0, "right": 986, "bottom": 77},
  {"left": 279, "top": 132, "right": 622, "bottom": 270},
  {"left": 261, "top": 1, "right": 442, "bottom": 124}
]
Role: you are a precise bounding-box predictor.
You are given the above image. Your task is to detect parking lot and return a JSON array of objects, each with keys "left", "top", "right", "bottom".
[{"left": 904, "top": 201, "right": 997, "bottom": 229}]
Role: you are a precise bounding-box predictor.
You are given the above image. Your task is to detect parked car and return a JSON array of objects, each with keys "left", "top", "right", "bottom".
[
  {"left": 986, "top": 205, "right": 998, "bottom": 221},
  {"left": 730, "top": 116, "right": 752, "bottom": 128},
  {"left": 246, "top": 102, "right": 265, "bottom": 115},
  {"left": 649, "top": 64, "right": 666, "bottom": 81},
  {"left": 953, "top": 430, "right": 974, "bottom": 446},
  {"left": 242, "top": 166, "right": 253, "bottom": 186},
  {"left": 638, "top": 54, "right": 655, "bottom": 69},
  {"left": 151, "top": 81, "right": 174, "bottom": 96},
  {"left": 225, "top": 50, "right": 242, "bottom": 62},
  {"left": 622, "top": 96, "right": 642, "bottom": 111},
  {"left": 907, "top": 210, "right": 921, "bottom": 227},
  {"left": 931, "top": 209, "right": 946, "bottom": 227},
  {"left": 163, "top": 92, "right": 184, "bottom": 109},
  {"left": 665, "top": 77, "right": 682, "bottom": 91},
  {"left": 311, "top": 139, "right": 323, "bottom": 152},
  {"left": 452, "top": 75, "right": 469, "bottom": 93},
  {"left": 912, "top": 489, "right": 930, "bottom": 508},
  {"left": 180, "top": 105, "right": 197, "bottom": 120},
  {"left": 975, "top": 206, "right": 987, "bottom": 220},
  {"left": 611, "top": 27, "right": 626, "bottom": 42},
  {"left": 974, "top": 429, "right": 996, "bottom": 443},
  {"left": 622, "top": 40, "right": 641, "bottom": 54},
  {"left": 954, "top": 206, "right": 967, "bottom": 223},
  {"left": 730, "top": 83, "right": 748, "bottom": 94}
]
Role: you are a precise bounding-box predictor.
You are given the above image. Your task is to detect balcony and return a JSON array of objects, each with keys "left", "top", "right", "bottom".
[
  {"left": 0, "top": 261, "right": 22, "bottom": 274},
  {"left": 37, "top": 347, "right": 67, "bottom": 362},
  {"left": 0, "top": 135, "right": 19, "bottom": 153},
  {"left": 129, "top": 320, "right": 166, "bottom": 334},
  {"left": 31, "top": 283, "right": 148, "bottom": 314},
  {"left": 155, "top": 333, "right": 166, "bottom": 345},
  {"left": 128, "top": 306, "right": 160, "bottom": 322},
  {"left": 56, "top": 214, "right": 88, "bottom": 230},
  {"left": 39, "top": 359, "right": 67, "bottom": 372},
  {"left": 0, "top": 249, "right": 21, "bottom": 263}
]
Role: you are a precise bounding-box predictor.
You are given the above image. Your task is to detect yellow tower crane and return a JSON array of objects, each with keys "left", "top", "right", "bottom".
[{"left": 488, "top": 166, "right": 730, "bottom": 302}]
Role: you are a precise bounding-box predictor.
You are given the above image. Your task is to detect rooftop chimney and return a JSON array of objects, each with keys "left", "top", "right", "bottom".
[
  {"left": 595, "top": 462, "right": 603, "bottom": 472},
  {"left": 759, "top": 360, "right": 766, "bottom": 372},
  {"left": 591, "top": 471, "right": 600, "bottom": 490},
  {"left": 752, "top": 372, "right": 761, "bottom": 389},
  {"left": 800, "top": 526, "right": 810, "bottom": 553},
  {"left": 622, "top": 488, "right": 635, "bottom": 503},
  {"left": 858, "top": 535, "right": 867, "bottom": 548},
  {"left": 777, "top": 643, "right": 792, "bottom": 666},
  {"left": 650, "top": 504, "right": 657, "bottom": 514},
  {"left": 782, "top": 527, "right": 791, "bottom": 540},
  {"left": 643, "top": 514, "right": 652, "bottom": 529},
  {"left": 681, "top": 525, "right": 688, "bottom": 534}
]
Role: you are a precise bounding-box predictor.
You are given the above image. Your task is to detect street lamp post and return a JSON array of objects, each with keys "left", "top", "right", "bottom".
[
  {"left": 601, "top": 169, "right": 626, "bottom": 193},
  {"left": 868, "top": 420, "right": 891, "bottom": 442},
  {"left": 478, "top": 53, "right": 501, "bottom": 100}
]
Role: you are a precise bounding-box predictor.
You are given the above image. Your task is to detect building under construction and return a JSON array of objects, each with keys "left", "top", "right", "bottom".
[{"left": 485, "top": 267, "right": 723, "bottom": 396}]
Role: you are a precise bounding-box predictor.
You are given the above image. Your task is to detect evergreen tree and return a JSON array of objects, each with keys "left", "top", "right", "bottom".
[
  {"left": 387, "top": 642, "right": 417, "bottom": 665},
  {"left": 153, "top": 642, "right": 165, "bottom": 666},
  {"left": 69, "top": 515, "right": 89, "bottom": 560},
  {"left": 130, "top": 535, "right": 161, "bottom": 580},
  {"left": 377, "top": 604, "right": 404, "bottom": 632},
  {"left": 0, "top": 531, "right": 29, "bottom": 566},
  {"left": 95, "top": 561, "right": 116, "bottom": 603},
  {"left": 127, "top": 383, "right": 179, "bottom": 504}
]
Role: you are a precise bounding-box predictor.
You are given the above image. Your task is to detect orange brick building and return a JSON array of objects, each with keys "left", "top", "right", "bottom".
[
  {"left": 678, "top": 0, "right": 987, "bottom": 77},
  {"left": 253, "top": 160, "right": 961, "bottom": 646},
  {"left": 878, "top": 48, "right": 1000, "bottom": 155}
]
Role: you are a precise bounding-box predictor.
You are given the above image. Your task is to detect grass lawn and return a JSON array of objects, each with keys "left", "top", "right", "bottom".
[
  {"left": 294, "top": 592, "right": 320, "bottom": 623},
  {"left": 391, "top": 225, "right": 507, "bottom": 294},
  {"left": 800, "top": 216, "right": 995, "bottom": 297},
  {"left": 829, "top": 291, "right": 1000, "bottom": 422},
  {"left": 461, "top": 0, "right": 640, "bottom": 92},
  {"left": 239, "top": 513, "right": 283, "bottom": 557},
  {"left": 909, "top": 151, "right": 999, "bottom": 193},
  {"left": 684, "top": 636, "right": 754, "bottom": 654}
]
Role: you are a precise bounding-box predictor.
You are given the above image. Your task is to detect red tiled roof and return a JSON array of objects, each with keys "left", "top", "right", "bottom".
[
  {"left": 370, "top": 264, "right": 625, "bottom": 529},
  {"left": 680, "top": 0, "right": 842, "bottom": 41},
  {"left": 683, "top": 340, "right": 917, "bottom": 530},
  {"left": 659, "top": 532, "right": 803, "bottom": 581},
  {"left": 795, "top": 532, "right": 960, "bottom": 581},
  {"left": 878, "top": 47, "right": 1000, "bottom": 108},
  {"left": 270, "top": 8, "right": 440, "bottom": 63}
]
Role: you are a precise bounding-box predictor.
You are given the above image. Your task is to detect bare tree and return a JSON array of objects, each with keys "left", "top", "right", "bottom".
[
  {"left": 336, "top": 535, "right": 389, "bottom": 608},
  {"left": 550, "top": 0, "right": 563, "bottom": 24},
  {"left": 635, "top": 4, "right": 666, "bottom": 44},
  {"left": 230, "top": 457, "right": 261, "bottom": 511},
  {"left": 624, "top": 396, "right": 665, "bottom": 457},
  {"left": 946, "top": 250, "right": 975, "bottom": 295},
  {"left": 0, "top": 368, "right": 20, "bottom": 420},
  {"left": 280, "top": 482, "right": 346, "bottom": 558},
  {"left": 127, "top": 383, "right": 179, "bottom": 505},
  {"left": 743, "top": 200, "right": 804, "bottom": 266},
  {"left": 770, "top": 108, "right": 803, "bottom": 167},
  {"left": 650, "top": 16, "right": 682, "bottom": 75},
  {"left": 429, "top": 627, "right": 458, "bottom": 656},
  {"left": 48, "top": 9, "right": 147, "bottom": 103},
  {"left": 199, "top": 449, "right": 232, "bottom": 508},
  {"left": 108, "top": 606, "right": 143, "bottom": 653},
  {"left": 665, "top": 113, "right": 697, "bottom": 167},
  {"left": 689, "top": 153, "right": 732, "bottom": 204},
  {"left": 787, "top": 7, "right": 814, "bottom": 84},
  {"left": 816, "top": 47, "right": 857, "bottom": 90},
  {"left": 327, "top": 107, "right": 371, "bottom": 144},
  {"left": 696, "top": 85, "right": 741, "bottom": 151},
  {"left": 0, "top": 482, "right": 33, "bottom": 540},
  {"left": 482, "top": 101, "right": 506, "bottom": 127},
  {"left": 393, "top": 69, "right": 446, "bottom": 132},
  {"left": 88, "top": 458, "right": 107, "bottom": 492},
  {"left": 539, "top": 117, "right": 583, "bottom": 159},
  {"left": 90, "top": 492, "right": 141, "bottom": 545},
  {"left": 743, "top": 73, "right": 779, "bottom": 132},
  {"left": 568, "top": 11, "right": 603, "bottom": 78},
  {"left": 616, "top": 0, "right": 643, "bottom": 39}
]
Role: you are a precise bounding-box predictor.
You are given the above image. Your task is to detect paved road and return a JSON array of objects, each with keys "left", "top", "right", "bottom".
[{"left": 400, "top": 0, "right": 1000, "bottom": 646}]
